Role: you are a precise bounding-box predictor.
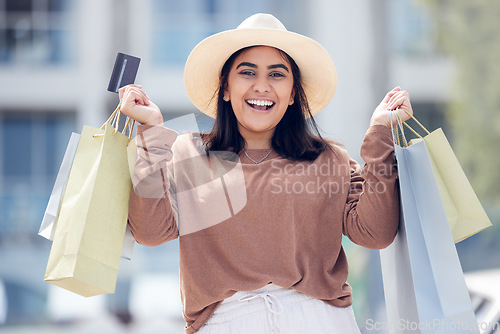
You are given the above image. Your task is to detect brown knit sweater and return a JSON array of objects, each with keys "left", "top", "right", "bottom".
[{"left": 128, "top": 124, "right": 399, "bottom": 333}]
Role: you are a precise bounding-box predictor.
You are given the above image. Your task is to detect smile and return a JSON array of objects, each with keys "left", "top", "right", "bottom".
[{"left": 246, "top": 99, "right": 275, "bottom": 111}]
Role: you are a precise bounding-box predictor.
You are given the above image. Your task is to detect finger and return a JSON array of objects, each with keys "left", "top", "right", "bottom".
[
  {"left": 393, "top": 103, "right": 412, "bottom": 117},
  {"left": 122, "top": 93, "right": 146, "bottom": 108},
  {"left": 386, "top": 93, "right": 403, "bottom": 107},
  {"left": 128, "top": 91, "right": 149, "bottom": 106},
  {"left": 389, "top": 89, "right": 407, "bottom": 100},
  {"left": 129, "top": 86, "right": 148, "bottom": 103},
  {"left": 123, "top": 84, "right": 142, "bottom": 89},
  {"left": 387, "top": 91, "right": 408, "bottom": 107},
  {"left": 391, "top": 90, "right": 410, "bottom": 107},
  {"left": 382, "top": 86, "right": 402, "bottom": 103},
  {"left": 388, "top": 96, "right": 407, "bottom": 110},
  {"left": 118, "top": 86, "right": 126, "bottom": 101},
  {"left": 119, "top": 84, "right": 142, "bottom": 95},
  {"left": 124, "top": 87, "right": 150, "bottom": 105},
  {"left": 136, "top": 89, "right": 150, "bottom": 105},
  {"left": 388, "top": 97, "right": 406, "bottom": 110}
]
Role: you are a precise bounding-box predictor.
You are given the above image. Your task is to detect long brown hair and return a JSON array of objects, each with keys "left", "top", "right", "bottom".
[{"left": 201, "top": 46, "right": 328, "bottom": 161}]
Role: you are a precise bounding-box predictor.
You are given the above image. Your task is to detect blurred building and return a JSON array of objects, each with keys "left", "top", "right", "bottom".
[{"left": 0, "top": 0, "right": 453, "bottom": 332}]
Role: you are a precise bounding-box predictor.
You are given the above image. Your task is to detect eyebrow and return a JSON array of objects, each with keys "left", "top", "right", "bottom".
[{"left": 236, "top": 62, "right": 289, "bottom": 72}]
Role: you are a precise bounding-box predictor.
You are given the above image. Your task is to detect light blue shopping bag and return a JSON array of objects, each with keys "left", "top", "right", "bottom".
[{"left": 379, "top": 115, "right": 478, "bottom": 333}]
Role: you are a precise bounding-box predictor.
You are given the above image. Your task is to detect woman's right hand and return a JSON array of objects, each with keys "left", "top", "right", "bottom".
[{"left": 118, "top": 84, "right": 164, "bottom": 125}]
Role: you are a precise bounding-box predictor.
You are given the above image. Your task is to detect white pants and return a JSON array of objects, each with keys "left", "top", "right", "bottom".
[{"left": 198, "top": 284, "right": 361, "bottom": 334}]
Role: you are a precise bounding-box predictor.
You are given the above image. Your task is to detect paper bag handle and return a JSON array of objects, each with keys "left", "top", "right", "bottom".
[
  {"left": 391, "top": 108, "right": 432, "bottom": 147},
  {"left": 390, "top": 109, "right": 409, "bottom": 147},
  {"left": 397, "top": 108, "right": 431, "bottom": 138},
  {"left": 98, "top": 102, "right": 136, "bottom": 139}
]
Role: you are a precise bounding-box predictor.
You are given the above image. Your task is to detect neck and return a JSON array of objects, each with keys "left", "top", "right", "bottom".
[
  {"left": 239, "top": 126, "right": 273, "bottom": 150},
  {"left": 244, "top": 138, "right": 272, "bottom": 150}
]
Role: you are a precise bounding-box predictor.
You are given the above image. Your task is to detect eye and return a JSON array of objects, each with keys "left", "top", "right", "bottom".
[
  {"left": 270, "top": 71, "right": 285, "bottom": 78},
  {"left": 239, "top": 70, "right": 255, "bottom": 76}
]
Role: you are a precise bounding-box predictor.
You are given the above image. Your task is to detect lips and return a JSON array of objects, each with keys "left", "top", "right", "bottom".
[{"left": 246, "top": 99, "right": 275, "bottom": 111}]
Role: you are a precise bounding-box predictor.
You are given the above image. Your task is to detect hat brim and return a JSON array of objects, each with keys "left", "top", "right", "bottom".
[{"left": 184, "top": 28, "right": 337, "bottom": 118}]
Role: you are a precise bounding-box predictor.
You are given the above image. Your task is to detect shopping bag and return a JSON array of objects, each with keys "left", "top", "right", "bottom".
[
  {"left": 44, "top": 105, "right": 136, "bottom": 297},
  {"left": 39, "top": 132, "right": 80, "bottom": 240},
  {"left": 379, "top": 115, "right": 478, "bottom": 333},
  {"left": 39, "top": 132, "right": 136, "bottom": 260},
  {"left": 401, "top": 115, "right": 491, "bottom": 242}
]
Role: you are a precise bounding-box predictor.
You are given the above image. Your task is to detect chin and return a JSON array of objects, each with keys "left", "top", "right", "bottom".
[{"left": 240, "top": 122, "right": 276, "bottom": 134}]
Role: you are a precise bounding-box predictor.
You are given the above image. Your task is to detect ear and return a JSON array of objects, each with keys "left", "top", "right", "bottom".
[
  {"left": 289, "top": 89, "right": 295, "bottom": 105},
  {"left": 223, "top": 85, "right": 230, "bottom": 102}
]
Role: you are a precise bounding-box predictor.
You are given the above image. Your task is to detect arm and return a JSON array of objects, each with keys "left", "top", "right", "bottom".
[
  {"left": 116, "top": 84, "right": 179, "bottom": 246},
  {"left": 342, "top": 125, "right": 399, "bottom": 249},
  {"left": 128, "top": 124, "right": 180, "bottom": 246},
  {"left": 342, "top": 86, "right": 413, "bottom": 249}
]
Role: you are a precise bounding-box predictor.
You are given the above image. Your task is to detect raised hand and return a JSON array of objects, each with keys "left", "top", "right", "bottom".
[
  {"left": 118, "top": 84, "right": 164, "bottom": 125},
  {"left": 370, "top": 86, "right": 413, "bottom": 127}
]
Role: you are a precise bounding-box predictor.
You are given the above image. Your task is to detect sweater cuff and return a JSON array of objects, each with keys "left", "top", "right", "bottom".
[
  {"left": 360, "top": 124, "right": 395, "bottom": 165},
  {"left": 136, "top": 124, "right": 178, "bottom": 163},
  {"left": 365, "top": 124, "right": 393, "bottom": 138}
]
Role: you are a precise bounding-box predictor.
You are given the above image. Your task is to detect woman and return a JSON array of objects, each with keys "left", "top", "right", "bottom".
[{"left": 121, "top": 13, "right": 413, "bottom": 334}]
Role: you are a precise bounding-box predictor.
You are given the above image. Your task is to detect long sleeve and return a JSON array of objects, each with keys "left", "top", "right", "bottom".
[
  {"left": 128, "top": 124, "right": 180, "bottom": 246},
  {"left": 342, "top": 124, "right": 399, "bottom": 249}
]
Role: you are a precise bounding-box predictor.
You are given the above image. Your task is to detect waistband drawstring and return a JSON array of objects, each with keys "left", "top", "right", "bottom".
[{"left": 238, "top": 291, "right": 283, "bottom": 333}]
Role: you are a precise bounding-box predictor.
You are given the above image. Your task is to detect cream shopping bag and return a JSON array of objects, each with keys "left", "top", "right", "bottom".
[
  {"left": 39, "top": 133, "right": 136, "bottom": 260},
  {"left": 44, "top": 105, "right": 136, "bottom": 297},
  {"left": 399, "top": 110, "right": 491, "bottom": 242}
]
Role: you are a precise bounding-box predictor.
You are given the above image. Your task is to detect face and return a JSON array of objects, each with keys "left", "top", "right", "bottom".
[{"left": 223, "top": 46, "right": 295, "bottom": 143}]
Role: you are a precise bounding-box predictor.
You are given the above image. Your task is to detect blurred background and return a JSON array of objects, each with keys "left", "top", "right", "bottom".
[{"left": 0, "top": 0, "right": 499, "bottom": 333}]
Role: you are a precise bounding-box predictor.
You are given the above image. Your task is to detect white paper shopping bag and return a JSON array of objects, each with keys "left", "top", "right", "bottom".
[{"left": 39, "top": 132, "right": 81, "bottom": 240}]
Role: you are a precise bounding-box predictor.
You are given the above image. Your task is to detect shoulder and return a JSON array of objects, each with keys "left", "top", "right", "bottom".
[
  {"left": 317, "top": 139, "right": 351, "bottom": 163},
  {"left": 171, "top": 131, "right": 205, "bottom": 159},
  {"left": 173, "top": 131, "right": 202, "bottom": 146}
]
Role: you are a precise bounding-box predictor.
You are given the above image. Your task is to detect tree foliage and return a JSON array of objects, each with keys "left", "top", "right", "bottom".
[{"left": 419, "top": 0, "right": 500, "bottom": 206}]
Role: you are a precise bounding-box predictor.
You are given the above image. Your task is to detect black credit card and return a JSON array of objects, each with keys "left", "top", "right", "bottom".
[{"left": 107, "top": 52, "right": 141, "bottom": 93}]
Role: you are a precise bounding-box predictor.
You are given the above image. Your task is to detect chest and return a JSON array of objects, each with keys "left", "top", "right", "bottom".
[{"left": 173, "top": 154, "right": 350, "bottom": 236}]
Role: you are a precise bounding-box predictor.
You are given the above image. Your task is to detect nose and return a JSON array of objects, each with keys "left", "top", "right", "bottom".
[{"left": 253, "top": 74, "right": 271, "bottom": 93}]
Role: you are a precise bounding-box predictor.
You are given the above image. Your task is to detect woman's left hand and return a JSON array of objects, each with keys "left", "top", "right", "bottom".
[{"left": 370, "top": 86, "right": 413, "bottom": 127}]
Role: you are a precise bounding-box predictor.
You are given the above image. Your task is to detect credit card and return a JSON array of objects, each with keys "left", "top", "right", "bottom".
[{"left": 107, "top": 52, "right": 141, "bottom": 93}]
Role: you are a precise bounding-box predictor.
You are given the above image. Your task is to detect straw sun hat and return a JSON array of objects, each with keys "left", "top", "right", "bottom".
[{"left": 184, "top": 13, "right": 337, "bottom": 118}]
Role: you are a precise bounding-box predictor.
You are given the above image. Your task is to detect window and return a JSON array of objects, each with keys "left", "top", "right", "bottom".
[
  {"left": 0, "top": 0, "right": 75, "bottom": 65},
  {"left": 387, "top": 0, "right": 441, "bottom": 58},
  {"left": 150, "top": 0, "right": 301, "bottom": 66},
  {"left": 0, "top": 111, "right": 76, "bottom": 238}
]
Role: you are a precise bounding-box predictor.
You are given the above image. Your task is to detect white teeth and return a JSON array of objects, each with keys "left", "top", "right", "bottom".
[{"left": 247, "top": 99, "right": 274, "bottom": 107}]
